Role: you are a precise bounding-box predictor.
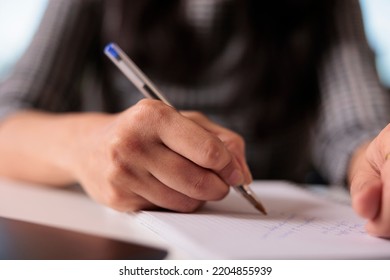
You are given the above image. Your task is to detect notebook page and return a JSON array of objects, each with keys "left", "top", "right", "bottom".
[{"left": 135, "top": 181, "right": 390, "bottom": 259}]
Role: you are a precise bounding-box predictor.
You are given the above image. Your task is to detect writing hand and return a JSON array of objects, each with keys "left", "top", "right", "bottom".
[{"left": 72, "top": 99, "right": 251, "bottom": 212}]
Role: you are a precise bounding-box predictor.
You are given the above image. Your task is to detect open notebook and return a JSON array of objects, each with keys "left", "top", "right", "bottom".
[{"left": 134, "top": 181, "right": 390, "bottom": 259}]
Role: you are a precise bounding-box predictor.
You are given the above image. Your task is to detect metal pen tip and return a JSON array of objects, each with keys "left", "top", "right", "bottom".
[
  {"left": 233, "top": 185, "right": 267, "bottom": 215},
  {"left": 254, "top": 201, "right": 267, "bottom": 215}
]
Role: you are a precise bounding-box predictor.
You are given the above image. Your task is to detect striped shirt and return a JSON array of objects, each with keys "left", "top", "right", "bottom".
[{"left": 0, "top": 0, "right": 389, "bottom": 185}]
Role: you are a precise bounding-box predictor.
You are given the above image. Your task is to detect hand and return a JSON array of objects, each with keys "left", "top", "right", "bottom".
[
  {"left": 71, "top": 99, "right": 251, "bottom": 212},
  {"left": 349, "top": 124, "right": 390, "bottom": 237}
]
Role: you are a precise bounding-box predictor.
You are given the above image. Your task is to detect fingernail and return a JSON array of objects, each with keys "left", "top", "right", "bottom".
[{"left": 228, "top": 169, "right": 244, "bottom": 186}]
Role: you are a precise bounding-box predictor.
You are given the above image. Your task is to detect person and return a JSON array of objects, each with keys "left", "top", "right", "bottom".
[{"left": 0, "top": 0, "right": 389, "bottom": 237}]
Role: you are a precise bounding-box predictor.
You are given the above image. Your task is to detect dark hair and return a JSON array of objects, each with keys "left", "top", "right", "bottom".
[{"left": 105, "top": 0, "right": 337, "bottom": 132}]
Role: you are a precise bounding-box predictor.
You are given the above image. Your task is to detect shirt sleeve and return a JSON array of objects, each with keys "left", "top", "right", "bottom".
[
  {"left": 313, "top": 0, "right": 390, "bottom": 185},
  {"left": 0, "top": 0, "right": 101, "bottom": 119}
]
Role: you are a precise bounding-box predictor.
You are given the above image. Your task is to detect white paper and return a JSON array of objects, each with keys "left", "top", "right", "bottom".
[{"left": 135, "top": 181, "right": 390, "bottom": 259}]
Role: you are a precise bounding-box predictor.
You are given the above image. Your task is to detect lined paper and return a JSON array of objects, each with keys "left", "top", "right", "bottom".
[{"left": 135, "top": 181, "right": 390, "bottom": 259}]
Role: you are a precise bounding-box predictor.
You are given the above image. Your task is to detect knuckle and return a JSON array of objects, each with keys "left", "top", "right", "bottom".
[
  {"left": 201, "top": 137, "right": 225, "bottom": 168},
  {"left": 188, "top": 172, "right": 228, "bottom": 200},
  {"left": 132, "top": 99, "right": 171, "bottom": 124},
  {"left": 107, "top": 136, "right": 123, "bottom": 162},
  {"left": 125, "top": 136, "right": 144, "bottom": 155},
  {"left": 227, "top": 134, "right": 245, "bottom": 152},
  {"left": 108, "top": 132, "right": 143, "bottom": 161},
  {"left": 190, "top": 173, "right": 209, "bottom": 198}
]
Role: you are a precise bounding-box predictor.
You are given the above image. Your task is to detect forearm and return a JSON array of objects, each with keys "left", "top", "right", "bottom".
[{"left": 0, "top": 110, "right": 110, "bottom": 186}]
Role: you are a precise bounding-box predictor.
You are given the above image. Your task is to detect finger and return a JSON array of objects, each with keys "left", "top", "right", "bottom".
[
  {"left": 366, "top": 160, "right": 390, "bottom": 237},
  {"left": 224, "top": 138, "right": 253, "bottom": 184},
  {"left": 181, "top": 111, "right": 252, "bottom": 183},
  {"left": 349, "top": 139, "right": 383, "bottom": 220},
  {"left": 100, "top": 184, "right": 155, "bottom": 212},
  {"left": 350, "top": 151, "right": 382, "bottom": 220},
  {"left": 132, "top": 173, "right": 205, "bottom": 213},
  {"left": 351, "top": 176, "right": 382, "bottom": 220},
  {"left": 158, "top": 110, "right": 244, "bottom": 186},
  {"left": 358, "top": 128, "right": 390, "bottom": 237},
  {"left": 107, "top": 163, "right": 204, "bottom": 212},
  {"left": 146, "top": 143, "right": 230, "bottom": 201},
  {"left": 180, "top": 111, "right": 252, "bottom": 183},
  {"left": 202, "top": 123, "right": 252, "bottom": 184}
]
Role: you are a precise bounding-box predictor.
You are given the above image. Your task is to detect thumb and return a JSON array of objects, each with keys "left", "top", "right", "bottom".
[
  {"left": 350, "top": 171, "right": 382, "bottom": 220},
  {"left": 349, "top": 142, "right": 382, "bottom": 220}
]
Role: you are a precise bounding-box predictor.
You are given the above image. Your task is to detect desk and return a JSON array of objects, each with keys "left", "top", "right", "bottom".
[
  {"left": 0, "top": 178, "right": 191, "bottom": 259},
  {"left": 0, "top": 178, "right": 350, "bottom": 259}
]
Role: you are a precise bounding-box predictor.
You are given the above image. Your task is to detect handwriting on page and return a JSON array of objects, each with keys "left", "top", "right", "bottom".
[
  {"left": 259, "top": 211, "right": 365, "bottom": 240},
  {"left": 136, "top": 183, "right": 390, "bottom": 259}
]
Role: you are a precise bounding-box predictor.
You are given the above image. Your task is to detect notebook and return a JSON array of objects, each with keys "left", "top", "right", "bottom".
[{"left": 134, "top": 181, "right": 390, "bottom": 259}]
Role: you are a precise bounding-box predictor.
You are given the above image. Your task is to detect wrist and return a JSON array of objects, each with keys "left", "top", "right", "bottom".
[{"left": 64, "top": 112, "right": 115, "bottom": 181}]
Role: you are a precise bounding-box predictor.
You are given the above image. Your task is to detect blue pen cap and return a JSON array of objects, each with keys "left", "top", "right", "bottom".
[{"left": 104, "top": 43, "right": 121, "bottom": 61}]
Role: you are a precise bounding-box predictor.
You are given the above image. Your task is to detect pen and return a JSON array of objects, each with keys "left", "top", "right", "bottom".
[{"left": 104, "top": 42, "right": 267, "bottom": 215}]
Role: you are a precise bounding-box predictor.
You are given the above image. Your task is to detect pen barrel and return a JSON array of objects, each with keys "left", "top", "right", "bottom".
[{"left": 106, "top": 43, "right": 173, "bottom": 106}]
